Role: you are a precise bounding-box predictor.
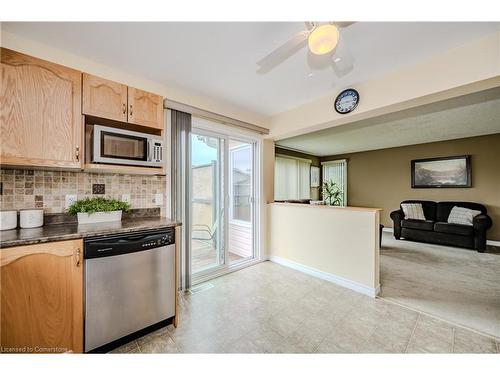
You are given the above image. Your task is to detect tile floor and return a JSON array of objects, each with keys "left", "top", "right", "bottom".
[
  {"left": 111, "top": 261, "right": 499, "bottom": 354},
  {"left": 380, "top": 232, "right": 500, "bottom": 338}
]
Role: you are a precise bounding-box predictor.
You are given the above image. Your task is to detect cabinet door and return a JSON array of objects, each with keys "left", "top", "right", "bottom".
[
  {"left": 1, "top": 239, "right": 84, "bottom": 353},
  {"left": 82, "top": 73, "right": 128, "bottom": 122},
  {"left": 128, "top": 87, "right": 164, "bottom": 130},
  {"left": 0, "top": 48, "right": 82, "bottom": 169}
]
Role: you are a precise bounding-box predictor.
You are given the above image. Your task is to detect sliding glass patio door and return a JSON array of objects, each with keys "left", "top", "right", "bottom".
[
  {"left": 228, "top": 140, "right": 254, "bottom": 265},
  {"left": 189, "top": 127, "right": 257, "bottom": 282},
  {"left": 190, "top": 132, "right": 225, "bottom": 276}
]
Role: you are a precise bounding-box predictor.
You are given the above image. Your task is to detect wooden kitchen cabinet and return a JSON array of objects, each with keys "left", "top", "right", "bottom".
[
  {"left": 128, "top": 86, "right": 164, "bottom": 130},
  {"left": 0, "top": 239, "right": 84, "bottom": 353},
  {"left": 82, "top": 73, "right": 164, "bottom": 131},
  {"left": 0, "top": 48, "right": 82, "bottom": 169},
  {"left": 82, "top": 73, "right": 128, "bottom": 123}
]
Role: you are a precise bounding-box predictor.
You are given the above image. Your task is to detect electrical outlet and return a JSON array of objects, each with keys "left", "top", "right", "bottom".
[
  {"left": 121, "top": 194, "right": 131, "bottom": 204},
  {"left": 65, "top": 194, "right": 77, "bottom": 209},
  {"left": 154, "top": 193, "right": 163, "bottom": 206}
]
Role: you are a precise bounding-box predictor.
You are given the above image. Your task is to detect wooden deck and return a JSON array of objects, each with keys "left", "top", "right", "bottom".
[
  {"left": 192, "top": 240, "right": 243, "bottom": 272},
  {"left": 192, "top": 221, "right": 253, "bottom": 273}
]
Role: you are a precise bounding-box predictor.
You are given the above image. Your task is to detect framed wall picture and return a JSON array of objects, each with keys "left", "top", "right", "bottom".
[
  {"left": 411, "top": 155, "right": 471, "bottom": 188},
  {"left": 310, "top": 166, "right": 320, "bottom": 188}
]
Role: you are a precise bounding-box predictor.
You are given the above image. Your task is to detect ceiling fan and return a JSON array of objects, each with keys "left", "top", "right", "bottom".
[{"left": 256, "top": 22, "right": 355, "bottom": 74}]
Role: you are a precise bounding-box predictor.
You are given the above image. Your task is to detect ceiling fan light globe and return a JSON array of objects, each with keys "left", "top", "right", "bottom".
[{"left": 308, "top": 24, "right": 339, "bottom": 55}]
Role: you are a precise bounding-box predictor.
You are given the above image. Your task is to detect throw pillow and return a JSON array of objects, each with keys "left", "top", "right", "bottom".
[
  {"left": 447, "top": 206, "right": 482, "bottom": 226},
  {"left": 401, "top": 203, "right": 426, "bottom": 220}
]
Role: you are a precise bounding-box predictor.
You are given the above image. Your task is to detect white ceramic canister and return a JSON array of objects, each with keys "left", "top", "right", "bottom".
[
  {"left": 0, "top": 210, "right": 17, "bottom": 231},
  {"left": 19, "top": 209, "right": 44, "bottom": 229}
]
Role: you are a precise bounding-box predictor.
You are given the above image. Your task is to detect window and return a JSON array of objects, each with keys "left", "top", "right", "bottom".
[
  {"left": 274, "top": 156, "right": 311, "bottom": 200},
  {"left": 322, "top": 159, "right": 347, "bottom": 206},
  {"left": 230, "top": 144, "right": 252, "bottom": 222}
]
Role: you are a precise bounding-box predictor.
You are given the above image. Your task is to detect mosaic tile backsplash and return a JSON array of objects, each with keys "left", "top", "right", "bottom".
[{"left": 0, "top": 169, "right": 167, "bottom": 215}]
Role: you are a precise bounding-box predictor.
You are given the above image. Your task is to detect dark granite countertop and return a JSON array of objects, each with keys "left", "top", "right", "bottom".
[{"left": 0, "top": 217, "right": 182, "bottom": 248}]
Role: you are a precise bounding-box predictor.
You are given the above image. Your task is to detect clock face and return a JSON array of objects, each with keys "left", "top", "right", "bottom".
[{"left": 335, "top": 89, "right": 359, "bottom": 114}]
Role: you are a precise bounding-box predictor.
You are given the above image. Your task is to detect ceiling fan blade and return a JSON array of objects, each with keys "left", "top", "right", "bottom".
[
  {"left": 332, "top": 34, "right": 354, "bottom": 76},
  {"left": 304, "top": 21, "right": 316, "bottom": 31},
  {"left": 334, "top": 21, "right": 356, "bottom": 28},
  {"left": 256, "top": 30, "right": 310, "bottom": 73}
]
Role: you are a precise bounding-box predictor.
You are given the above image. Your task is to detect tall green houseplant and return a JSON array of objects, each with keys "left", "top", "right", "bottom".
[{"left": 321, "top": 181, "right": 344, "bottom": 206}]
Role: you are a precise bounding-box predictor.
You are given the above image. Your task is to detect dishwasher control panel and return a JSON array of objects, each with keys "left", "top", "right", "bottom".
[
  {"left": 142, "top": 234, "right": 172, "bottom": 248},
  {"left": 84, "top": 228, "right": 175, "bottom": 259}
]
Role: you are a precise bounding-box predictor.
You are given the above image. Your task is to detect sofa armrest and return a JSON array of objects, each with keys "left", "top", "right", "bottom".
[
  {"left": 473, "top": 214, "right": 492, "bottom": 231},
  {"left": 473, "top": 214, "right": 492, "bottom": 252},
  {"left": 390, "top": 209, "right": 405, "bottom": 222},
  {"left": 390, "top": 209, "right": 405, "bottom": 239}
]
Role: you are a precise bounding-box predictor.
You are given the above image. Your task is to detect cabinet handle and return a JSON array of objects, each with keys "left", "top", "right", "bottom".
[
  {"left": 122, "top": 103, "right": 127, "bottom": 115},
  {"left": 75, "top": 146, "right": 80, "bottom": 162},
  {"left": 129, "top": 104, "right": 133, "bottom": 117},
  {"left": 76, "top": 248, "right": 81, "bottom": 267}
]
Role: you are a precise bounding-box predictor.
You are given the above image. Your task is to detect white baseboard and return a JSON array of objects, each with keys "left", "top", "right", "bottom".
[
  {"left": 382, "top": 226, "right": 499, "bottom": 247},
  {"left": 269, "top": 255, "right": 380, "bottom": 298}
]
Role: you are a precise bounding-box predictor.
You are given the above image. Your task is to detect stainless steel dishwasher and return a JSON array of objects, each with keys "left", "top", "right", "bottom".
[{"left": 84, "top": 228, "right": 175, "bottom": 352}]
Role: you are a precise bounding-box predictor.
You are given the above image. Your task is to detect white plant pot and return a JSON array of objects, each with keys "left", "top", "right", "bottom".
[{"left": 77, "top": 210, "right": 122, "bottom": 224}]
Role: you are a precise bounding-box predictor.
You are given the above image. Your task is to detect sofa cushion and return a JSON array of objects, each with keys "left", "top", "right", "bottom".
[
  {"left": 436, "top": 201, "right": 487, "bottom": 222},
  {"left": 434, "top": 222, "right": 473, "bottom": 236},
  {"left": 401, "top": 203, "right": 426, "bottom": 220},
  {"left": 401, "top": 219, "right": 435, "bottom": 231},
  {"left": 401, "top": 200, "right": 437, "bottom": 221},
  {"left": 447, "top": 206, "right": 482, "bottom": 226}
]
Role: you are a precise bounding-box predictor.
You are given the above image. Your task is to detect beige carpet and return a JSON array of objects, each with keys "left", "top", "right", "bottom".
[{"left": 380, "top": 232, "right": 500, "bottom": 338}]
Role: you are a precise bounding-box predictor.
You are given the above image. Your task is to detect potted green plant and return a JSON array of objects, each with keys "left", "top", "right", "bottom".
[
  {"left": 68, "top": 197, "right": 131, "bottom": 224},
  {"left": 321, "top": 181, "right": 344, "bottom": 206}
]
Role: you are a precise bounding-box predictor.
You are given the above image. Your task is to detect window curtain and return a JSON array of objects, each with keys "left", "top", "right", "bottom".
[
  {"left": 170, "top": 109, "right": 192, "bottom": 290},
  {"left": 322, "top": 160, "right": 347, "bottom": 206},
  {"left": 274, "top": 156, "right": 311, "bottom": 200}
]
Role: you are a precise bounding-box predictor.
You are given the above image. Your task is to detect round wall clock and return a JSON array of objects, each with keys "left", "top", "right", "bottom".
[{"left": 334, "top": 88, "right": 359, "bottom": 114}]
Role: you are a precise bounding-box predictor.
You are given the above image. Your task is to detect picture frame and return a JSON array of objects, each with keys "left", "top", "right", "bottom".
[
  {"left": 411, "top": 155, "right": 471, "bottom": 188},
  {"left": 310, "top": 166, "right": 320, "bottom": 188}
]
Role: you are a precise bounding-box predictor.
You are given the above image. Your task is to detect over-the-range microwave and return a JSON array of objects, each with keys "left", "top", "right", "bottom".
[{"left": 86, "top": 125, "right": 164, "bottom": 168}]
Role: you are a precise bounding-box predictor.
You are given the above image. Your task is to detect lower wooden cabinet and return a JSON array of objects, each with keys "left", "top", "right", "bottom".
[{"left": 0, "top": 239, "right": 83, "bottom": 353}]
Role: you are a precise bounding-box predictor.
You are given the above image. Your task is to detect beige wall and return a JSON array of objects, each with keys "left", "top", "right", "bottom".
[
  {"left": 261, "top": 139, "right": 275, "bottom": 258},
  {"left": 321, "top": 133, "right": 500, "bottom": 241},
  {"left": 268, "top": 203, "right": 380, "bottom": 295},
  {"left": 269, "top": 32, "right": 500, "bottom": 140}
]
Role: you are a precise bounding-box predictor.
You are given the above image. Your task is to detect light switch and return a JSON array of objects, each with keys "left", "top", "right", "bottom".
[
  {"left": 65, "top": 194, "right": 77, "bottom": 209},
  {"left": 122, "top": 194, "right": 131, "bottom": 204}
]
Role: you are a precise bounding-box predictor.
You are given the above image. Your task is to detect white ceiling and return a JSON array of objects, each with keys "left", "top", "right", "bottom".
[
  {"left": 276, "top": 88, "right": 500, "bottom": 156},
  {"left": 3, "top": 22, "right": 499, "bottom": 116}
]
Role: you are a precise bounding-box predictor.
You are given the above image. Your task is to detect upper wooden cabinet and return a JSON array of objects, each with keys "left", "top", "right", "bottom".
[
  {"left": 83, "top": 74, "right": 164, "bottom": 131},
  {"left": 128, "top": 87, "right": 164, "bottom": 130},
  {"left": 1, "top": 239, "right": 84, "bottom": 353},
  {"left": 82, "top": 73, "right": 128, "bottom": 123},
  {"left": 0, "top": 48, "right": 82, "bottom": 169}
]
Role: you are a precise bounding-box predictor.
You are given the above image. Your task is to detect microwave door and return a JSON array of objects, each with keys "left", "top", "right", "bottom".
[{"left": 92, "top": 126, "right": 161, "bottom": 168}]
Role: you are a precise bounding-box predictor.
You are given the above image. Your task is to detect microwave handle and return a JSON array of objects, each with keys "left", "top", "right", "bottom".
[{"left": 147, "top": 140, "right": 152, "bottom": 161}]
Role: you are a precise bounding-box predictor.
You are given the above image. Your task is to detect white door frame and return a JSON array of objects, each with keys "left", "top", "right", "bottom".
[{"left": 190, "top": 117, "right": 263, "bottom": 285}]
